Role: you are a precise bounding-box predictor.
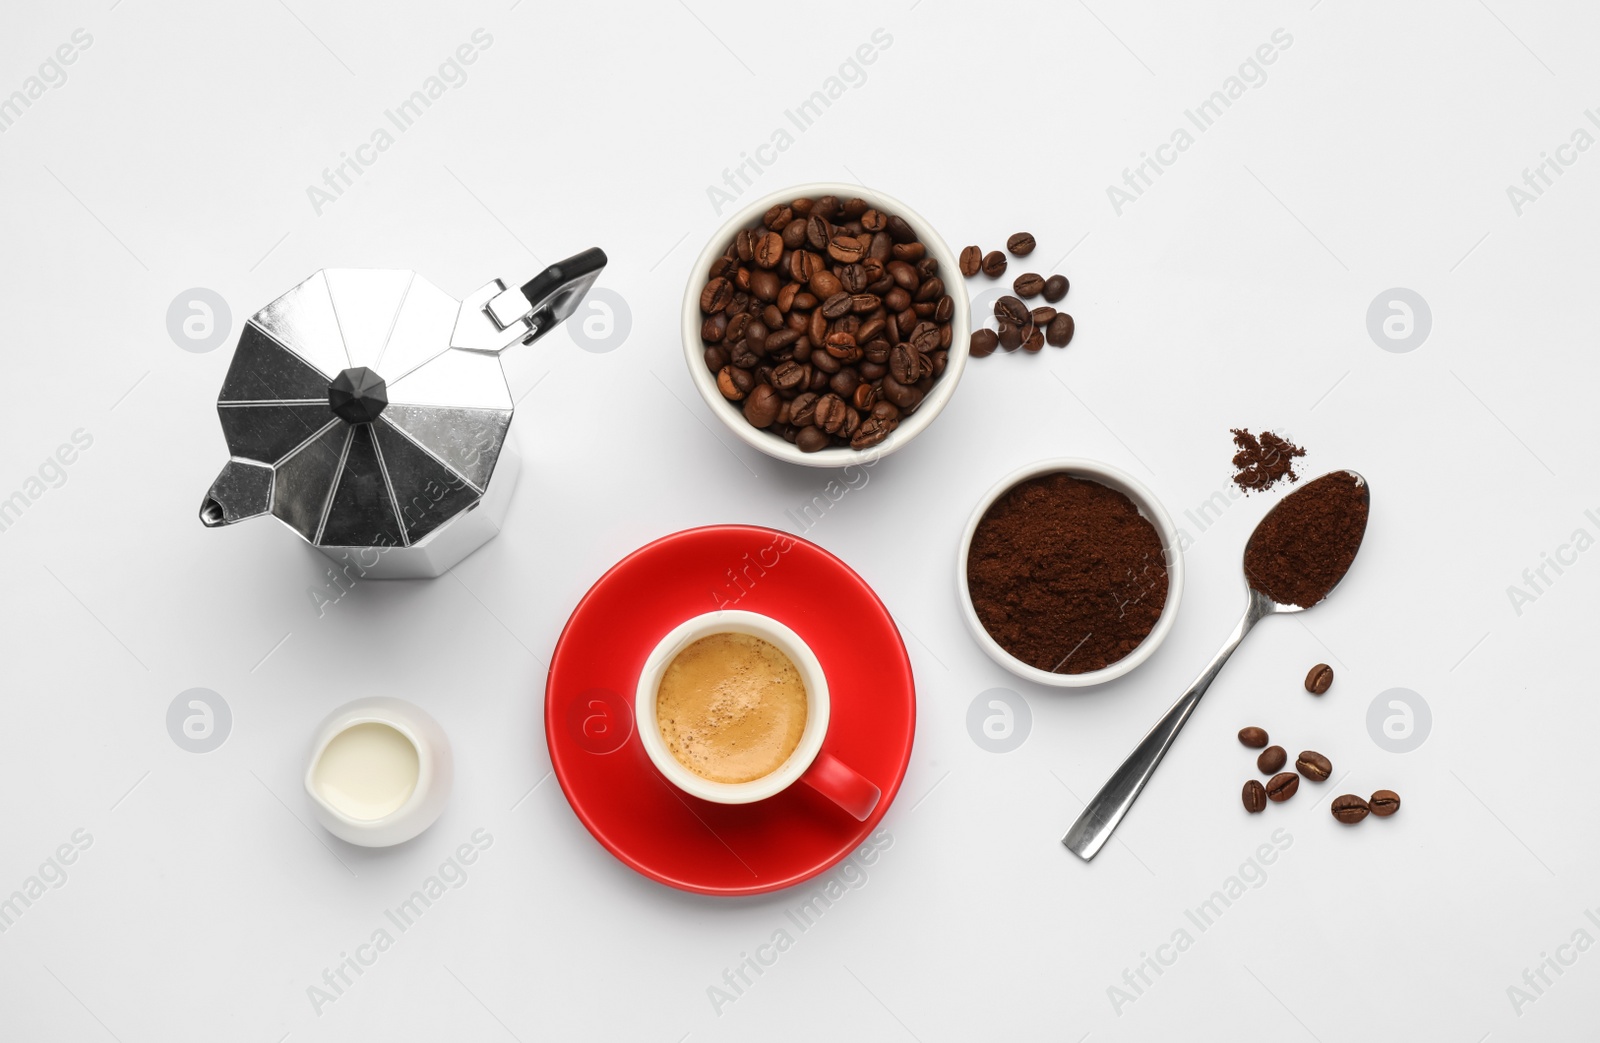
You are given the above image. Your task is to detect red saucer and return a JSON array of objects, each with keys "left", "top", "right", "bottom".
[{"left": 545, "top": 525, "right": 916, "bottom": 896}]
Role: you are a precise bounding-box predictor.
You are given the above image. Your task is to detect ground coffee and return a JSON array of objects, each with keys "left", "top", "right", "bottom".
[
  {"left": 1243, "top": 470, "right": 1369, "bottom": 608},
  {"left": 966, "top": 473, "right": 1168, "bottom": 673},
  {"left": 1231, "top": 428, "right": 1306, "bottom": 493}
]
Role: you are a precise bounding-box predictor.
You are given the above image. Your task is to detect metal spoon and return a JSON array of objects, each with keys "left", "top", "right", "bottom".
[{"left": 1062, "top": 470, "right": 1370, "bottom": 861}]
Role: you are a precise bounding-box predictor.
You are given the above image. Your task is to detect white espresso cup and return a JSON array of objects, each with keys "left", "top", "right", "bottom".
[{"left": 635, "top": 610, "right": 880, "bottom": 820}]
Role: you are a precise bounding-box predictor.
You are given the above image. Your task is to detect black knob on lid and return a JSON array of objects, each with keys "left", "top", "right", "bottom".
[{"left": 328, "top": 367, "right": 388, "bottom": 424}]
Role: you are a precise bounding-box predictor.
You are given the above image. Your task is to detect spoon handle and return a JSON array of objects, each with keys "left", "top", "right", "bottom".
[{"left": 1063, "top": 592, "right": 1272, "bottom": 861}]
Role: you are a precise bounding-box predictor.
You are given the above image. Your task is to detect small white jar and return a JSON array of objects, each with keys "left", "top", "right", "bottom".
[{"left": 304, "top": 697, "right": 454, "bottom": 848}]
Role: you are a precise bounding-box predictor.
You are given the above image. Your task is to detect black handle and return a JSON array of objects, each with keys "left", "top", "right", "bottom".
[{"left": 519, "top": 247, "right": 608, "bottom": 336}]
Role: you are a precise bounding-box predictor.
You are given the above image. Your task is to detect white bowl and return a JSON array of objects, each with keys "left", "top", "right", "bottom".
[
  {"left": 681, "top": 182, "right": 970, "bottom": 468},
  {"left": 304, "top": 697, "right": 453, "bottom": 848},
  {"left": 956, "top": 459, "right": 1185, "bottom": 688}
]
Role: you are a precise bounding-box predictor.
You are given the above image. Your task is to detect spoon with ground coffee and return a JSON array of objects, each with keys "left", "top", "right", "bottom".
[{"left": 1062, "top": 470, "right": 1370, "bottom": 861}]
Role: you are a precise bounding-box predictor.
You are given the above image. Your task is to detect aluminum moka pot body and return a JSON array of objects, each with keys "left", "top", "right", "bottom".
[{"left": 199, "top": 250, "right": 605, "bottom": 579}]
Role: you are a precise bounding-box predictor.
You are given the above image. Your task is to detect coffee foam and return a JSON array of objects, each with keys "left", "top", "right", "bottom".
[{"left": 655, "top": 632, "right": 807, "bottom": 784}]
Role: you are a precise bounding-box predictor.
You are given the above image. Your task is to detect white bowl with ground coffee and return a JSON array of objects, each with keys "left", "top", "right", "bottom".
[{"left": 958, "top": 458, "right": 1185, "bottom": 687}]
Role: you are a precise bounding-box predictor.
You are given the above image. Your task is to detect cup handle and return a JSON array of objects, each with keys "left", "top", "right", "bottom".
[{"left": 798, "top": 750, "right": 881, "bottom": 821}]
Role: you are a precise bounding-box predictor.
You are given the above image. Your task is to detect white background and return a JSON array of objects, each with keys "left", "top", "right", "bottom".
[{"left": 2, "top": 1, "right": 1597, "bottom": 1040}]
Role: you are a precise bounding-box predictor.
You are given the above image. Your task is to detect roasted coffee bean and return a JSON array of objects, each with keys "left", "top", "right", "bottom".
[
  {"left": 742, "top": 385, "right": 781, "bottom": 427},
  {"left": 813, "top": 393, "right": 849, "bottom": 433},
  {"left": 1013, "top": 272, "right": 1045, "bottom": 298},
  {"left": 806, "top": 215, "right": 831, "bottom": 250},
  {"left": 909, "top": 321, "right": 941, "bottom": 354},
  {"left": 1305, "top": 663, "right": 1334, "bottom": 695},
  {"left": 766, "top": 328, "right": 800, "bottom": 355},
  {"left": 1296, "top": 751, "right": 1332, "bottom": 782},
  {"left": 750, "top": 269, "right": 780, "bottom": 302},
  {"left": 838, "top": 262, "right": 869, "bottom": 293},
  {"left": 890, "top": 241, "right": 926, "bottom": 263},
  {"left": 829, "top": 369, "right": 859, "bottom": 398},
  {"left": 796, "top": 425, "right": 830, "bottom": 453},
  {"left": 1006, "top": 231, "right": 1036, "bottom": 256},
  {"left": 980, "top": 250, "right": 1008, "bottom": 277},
  {"left": 827, "top": 235, "right": 867, "bottom": 263},
  {"left": 821, "top": 292, "right": 853, "bottom": 319},
  {"left": 701, "top": 277, "right": 733, "bottom": 314},
  {"left": 1369, "top": 790, "right": 1400, "bottom": 816},
  {"left": 860, "top": 208, "right": 888, "bottom": 232},
  {"left": 849, "top": 414, "right": 893, "bottom": 449},
  {"left": 1022, "top": 328, "right": 1044, "bottom": 353},
  {"left": 880, "top": 374, "right": 922, "bottom": 410},
  {"left": 995, "top": 295, "right": 1031, "bottom": 326},
  {"left": 886, "top": 214, "right": 915, "bottom": 242},
  {"left": 935, "top": 295, "right": 954, "bottom": 323},
  {"left": 770, "top": 360, "right": 808, "bottom": 391},
  {"left": 1238, "top": 726, "right": 1269, "bottom": 748},
  {"left": 1042, "top": 274, "right": 1069, "bottom": 302},
  {"left": 735, "top": 228, "right": 758, "bottom": 261},
  {"left": 704, "top": 346, "right": 729, "bottom": 373},
  {"left": 970, "top": 329, "right": 998, "bottom": 358},
  {"left": 1242, "top": 779, "right": 1267, "bottom": 814},
  {"left": 1266, "top": 772, "right": 1299, "bottom": 802},
  {"left": 730, "top": 340, "right": 760, "bottom": 369},
  {"left": 889, "top": 343, "right": 924, "bottom": 384},
  {"left": 1030, "top": 306, "right": 1057, "bottom": 327},
  {"left": 997, "top": 322, "right": 1023, "bottom": 351},
  {"left": 851, "top": 383, "right": 877, "bottom": 411},
  {"left": 824, "top": 332, "right": 860, "bottom": 362},
  {"left": 716, "top": 366, "right": 747, "bottom": 400},
  {"left": 709, "top": 252, "right": 738, "bottom": 280},
  {"left": 960, "top": 245, "right": 982, "bottom": 277},
  {"left": 789, "top": 392, "right": 819, "bottom": 426},
  {"left": 763, "top": 203, "right": 792, "bottom": 230},
  {"left": 1331, "top": 794, "right": 1370, "bottom": 823},
  {"left": 1257, "top": 745, "right": 1287, "bottom": 774},
  {"left": 754, "top": 231, "right": 784, "bottom": 269},
  {"left": 1046, "top": 313, "right": 1075, "bottom": 347},
  {"left": 781, "top": 219, "right": 808, "bottom": 250},
  {"left": 850, "top": 293, "right": 881, "bottom": 314}
]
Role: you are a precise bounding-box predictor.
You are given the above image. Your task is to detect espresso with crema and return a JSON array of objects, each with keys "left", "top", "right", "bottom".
[{"left": 655, "top": 632, "right": 807, "bottom": 784}]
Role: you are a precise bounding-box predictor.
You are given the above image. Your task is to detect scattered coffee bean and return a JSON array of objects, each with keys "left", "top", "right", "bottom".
[
  {"left": 1296, "top": 750, "right": 1332, "bottom": 782},
  {"left": 1242, "top": 779, "right": 1267, "bottom": 814},
  {"left": 960, "top": 245, "right": 982, "bottom": 277},
  {"left": 1006, "top": 231, "right": 1036, "bottom": 256},
  {"left": 980, "top": 250, "right": 1007, "bottom": 277},
  {"left": 970, "top": 329, "right": 998, "bottom": 358},
  {"left": 1305, "top": 663, "right": 1334, "bottom": 695},
  {"left": 1030, "top": 306, "right": 1057, "bottom": 327},
  {"left": 1257, "top": 745, "right": 1287, "bottom": 774},
  {"left": 1369, "top": 789, "right": 1401, "bottom": 816},
  {"left": 1331, "top": 794, "right": 1370, "bottom": 823},
  {"left": 1042, "top": 274, "right": 1069, "bottom": 302},
  {"left": 1266, "top": 772, "right": 1299, "bottom": 802},
  {"left": 995, "top": 295, "right": 1031, "bottom": 326},
  {"left": 1045, "top": 313, "right": 1075, "bottom": 347},
  {"left": 698, "top": 196, "right": 948, "bottom": 451},
  {"left": 997, "top": 322, "right": 1023, "bottom": 351},
  {"left": 1022, "top": 327, "right": 1044, "bottom": 353},
  {"left": 1238, "top": 726, "right": 1269, "bottom": 748},
  {"left": 1013, "top": 272, "right": 1045, "bottom": 298}
]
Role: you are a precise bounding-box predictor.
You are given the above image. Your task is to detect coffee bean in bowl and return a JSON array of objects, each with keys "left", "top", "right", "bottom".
[
  {"left": 683, "top": 183, "right": 970, "bottom": 468},
  {"left": 957, "top": 458, "right": 1184, "bottom": 687}
]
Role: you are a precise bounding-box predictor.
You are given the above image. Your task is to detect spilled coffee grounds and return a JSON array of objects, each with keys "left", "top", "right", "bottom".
[
  {"left": 967, "top": 474, "right": 1169, "bottom": 673},
  {"left": 1231, "top": 429, "right": 1306, "bottom": 494},
  {"left": 1244, "top": 470, "right": 1369, "bottom": 608}
]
